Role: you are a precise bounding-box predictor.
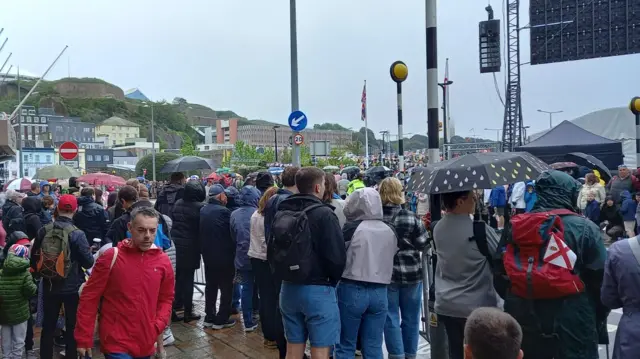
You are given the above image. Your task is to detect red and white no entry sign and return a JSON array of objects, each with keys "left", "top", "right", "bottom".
[
  {"left": 59, "top": 141, "right": 79, "bottom": 160},
  {"left": 293, "top": 133, "right": 304, "bottom": 145}
]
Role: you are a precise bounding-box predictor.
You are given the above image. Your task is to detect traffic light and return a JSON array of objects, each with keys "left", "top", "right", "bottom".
[
  {"left": 479, "top": 19, "right": 501, "bottom": 73},
  {"left": 438, "top": 121, "right": 443, "bottom": 132}
]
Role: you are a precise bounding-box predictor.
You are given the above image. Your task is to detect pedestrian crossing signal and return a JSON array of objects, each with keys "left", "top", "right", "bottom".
[{"left": 438, "top": 122, "right": 443, "bottom": 131}]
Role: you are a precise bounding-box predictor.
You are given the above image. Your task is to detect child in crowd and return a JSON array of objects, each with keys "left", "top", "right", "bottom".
[
  {"left": 584, "top": 192, "right": 601, "bottom": 225},
  {"left": 0, "top": 244, "right": 38, "bottom": 359}
]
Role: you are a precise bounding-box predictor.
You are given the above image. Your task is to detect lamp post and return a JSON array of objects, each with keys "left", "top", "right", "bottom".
[
  {"left": 390, "top": 61, "right": 408, "bottom": 172},
  {"left": 629, "top": 97, "right": 640, "bottom": 166},
  {"left": 273, "top": 125, "right": 280, "bottom": 162},
  {"left": 523, "top": 126, "right": 530, "bottom": 144},
  {"left": 537, "top": 109, "right": 563, "bottom": 129},
  {"left": 438, "top": 80, "right": 453, "bottom": 159},
  {"left": 142, "top": 101, "right": 168, "bottom": 182},
  {"left": 379, "top": 130, "right": 389, "bottom": 166}
]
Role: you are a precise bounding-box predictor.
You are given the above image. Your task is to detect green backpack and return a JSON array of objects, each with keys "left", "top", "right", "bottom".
[{"left": 36, "top": 223, "right": 76, "bottom": 280}]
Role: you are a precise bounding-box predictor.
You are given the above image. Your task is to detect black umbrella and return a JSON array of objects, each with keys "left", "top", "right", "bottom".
[
  {"left": 365, "top": 166, "right": 392, "bottom": 175},
  {"left": 159, "top": 156, "right": 217, "bottom": 173},
  {"left": 565, "top": 152, "right": 612, "bottom": 182},
  {"left": 407, "top": 152, "right": 550, "bottom": 194}
]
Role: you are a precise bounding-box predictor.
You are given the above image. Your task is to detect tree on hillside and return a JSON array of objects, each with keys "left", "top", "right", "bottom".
[
  {"left": 180, "top": 135, "right": 199, "bottom": 156},
  {"left": 135, "top": 152, "right": 180, "bottom": 181}
]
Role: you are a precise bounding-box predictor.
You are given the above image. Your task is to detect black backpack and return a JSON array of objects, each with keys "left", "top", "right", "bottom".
[{"left": 268, "top": 203, "right": 325, "bottom": 283}]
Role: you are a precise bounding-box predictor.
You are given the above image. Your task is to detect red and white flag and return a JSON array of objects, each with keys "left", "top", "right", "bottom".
[
  {"left": 543, "top": 234, "right": 577, "bottom": 270},
  {"left": 361, "top": 81, "right": 367, "bottom": 122}
]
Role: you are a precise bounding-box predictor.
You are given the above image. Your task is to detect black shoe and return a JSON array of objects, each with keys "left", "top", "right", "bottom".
[
  {"left": 203, "top": 315, "right": 216, "bottom": 328},
  {"left": 231, "top": 307, "right": 240, "bottom": 315},
  {"left": 210, "top": 319, "right": 236, "bottom": 330},
  {"left": 183, "top": 313, "right": 201, "bottom": 323},
  {"left": 53, "top": 332, "right": 65, "bottom": 347},
  {"left": 172, "top": 313, "right": 184, "bottom": 322}
]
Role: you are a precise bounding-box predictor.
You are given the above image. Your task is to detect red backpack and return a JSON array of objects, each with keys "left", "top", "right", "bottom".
[{"left": 503, "top": 209, "right": 585, "bottom": 299}]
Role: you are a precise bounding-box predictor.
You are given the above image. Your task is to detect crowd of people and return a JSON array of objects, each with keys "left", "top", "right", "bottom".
[{"left": 1, "top": 160, "right": 638, "bottom": 359}]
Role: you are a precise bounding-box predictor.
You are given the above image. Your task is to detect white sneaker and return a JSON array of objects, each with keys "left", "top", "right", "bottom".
[
  {"left": 26, "top": 349, "right": 38, "bottom": 359},
  {"left": 162, "top": 328, "right": 175, "bottom": 346}
]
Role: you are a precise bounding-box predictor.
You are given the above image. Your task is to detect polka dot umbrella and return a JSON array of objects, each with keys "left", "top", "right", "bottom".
[{"left": 407, "top": 152, "right": 550, "bottom": 194}]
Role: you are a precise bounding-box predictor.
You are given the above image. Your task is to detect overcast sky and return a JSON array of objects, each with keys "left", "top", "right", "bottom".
[{"left": 1, "top": 0, "right": 636, "bottom": 140}]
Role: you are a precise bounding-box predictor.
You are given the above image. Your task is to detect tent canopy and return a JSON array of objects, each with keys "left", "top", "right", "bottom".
[{"left": 516, "top": 120, "right": 623, "bottom": 169}]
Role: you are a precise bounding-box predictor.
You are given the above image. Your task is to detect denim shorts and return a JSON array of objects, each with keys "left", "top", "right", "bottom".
[{"left": 279, "top": 282, "right": 340, "bottom": 347}]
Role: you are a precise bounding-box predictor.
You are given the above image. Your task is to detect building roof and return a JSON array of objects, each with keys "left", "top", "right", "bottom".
[
  {"left": 100, "top": 116, "right": 140, "bottom": 127},
  {"left": 124, "top": 88, "right": 150, "bottom": 101}
]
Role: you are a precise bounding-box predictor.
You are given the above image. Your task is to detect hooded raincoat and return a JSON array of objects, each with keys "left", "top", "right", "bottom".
[
  {"left": 493, "top": 170, "right": 609, "bottom": 359},
  {"left": 230, "top": 186, "right": 260, "bottom": 271}
]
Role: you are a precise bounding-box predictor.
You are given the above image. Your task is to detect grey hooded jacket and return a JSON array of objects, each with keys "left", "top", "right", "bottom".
[{"left": 341, "top": 188, "right": 398, "bottom": 284}]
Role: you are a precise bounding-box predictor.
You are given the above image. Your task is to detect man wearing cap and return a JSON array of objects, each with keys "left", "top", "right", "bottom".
[
  {"left": 30, "top": 194, "right": 94, "bottom": 359},
  {"left": 606, "top": 165, "right": 640, "bottom": 204},
  {"left": 199, "top": 184, "right": 236, "bottom": 329}
]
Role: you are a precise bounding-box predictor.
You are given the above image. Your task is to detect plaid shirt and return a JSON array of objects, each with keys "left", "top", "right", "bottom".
[{"left": 383, "top": 205, "right": 429, "bottom": 284}]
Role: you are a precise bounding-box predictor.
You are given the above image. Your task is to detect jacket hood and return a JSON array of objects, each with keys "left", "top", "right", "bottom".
[
  {"left": 77, "top": 196, "right": 94, "bottom": 207},
  {"left": 279, "top": 193, "right": 325, "bottom": 211},
  {"left": 184, "top": 181, "right": 206, "bottom": 202},
  {"left": 162, "top": 183, "right": 183, "bottom": 194},
  {"left": 2, "top": 253, "right": 30, "bottom": 275},
  {"left": 621, "top": 190, "right": 632, "bottom": 201},
  {"left": 343, "top": 187, "right": 383, "bottom": 221},
  {"left": 21, "top": 196, "right": 42, "bottom": 214},
  {"left": 237, "top": 186, "right": 260, "bottom": 207},
  {"left": 525, "top": 180, "right": 535, "bottom": 188},
  {"left": 533, "top": 170, "right": 579, "bottom": 211},
  {"left": 40, "top": 181, "right": 51, "bottom": 192}
]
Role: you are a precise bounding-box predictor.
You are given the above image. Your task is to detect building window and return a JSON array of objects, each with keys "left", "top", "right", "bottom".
[
  {"left": 21, "top": 109, "right": 27, "bottom": 115},
  {"left": 95, "top": 155, "right": 102, "bottom": 161},
  {"left": 26, "top": 116, "right": 32, "bottom": 123},
  {"left": 35, "top": 154, "right": 40, "bottom": 162},
  {"left": 34, "top": 117, "right": 39, "bottom": 123},
  {"left": 103, "top": 155, "right": 110, "bottom": 161},
  {"left": 41, "top": 117, "right": 47, "bottom": 123},
  {"left": 46, "top": 155, "right": 51, "bottom": 162},
  {"left": 23, "top": 154, "right": 28, "bottom": 162}
]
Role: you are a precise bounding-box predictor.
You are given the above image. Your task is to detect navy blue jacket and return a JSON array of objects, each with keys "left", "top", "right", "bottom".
[
  {"left": 199, "top": 197, "right": 234, "bottom": 269},
  {"left": 619, "top": 190, "right": 636, "bottom": 222},
  {"left": 230, "top": 186, "right": 260, "bottom": 271},
  {"left": 73, "top": 196, "right": 108, "bottom": 244},
  {"left": 489, "top": 186, "right": 507, "bottom": 208},
  {"left": 30, "top": 216, "right": 94, "bottom": 295},
  {"left": 584, "top": 199, "right": 601, "bottom": 224}
]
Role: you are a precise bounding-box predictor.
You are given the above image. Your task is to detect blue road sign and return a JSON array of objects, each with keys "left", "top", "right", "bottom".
[{"left": 288, "top": 110, "right": 308, "bottom": 132}]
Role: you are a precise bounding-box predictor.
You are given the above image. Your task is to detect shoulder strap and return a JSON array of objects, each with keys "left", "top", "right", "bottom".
[
  {"left": 109, "top": 247, "right": 119, "bottom": 272},
  {"left": 629, "top": 237, "right": 640, "bottom": 266},
  {"left": 472, "top": 221, "right": 493, "bottom": 269}
]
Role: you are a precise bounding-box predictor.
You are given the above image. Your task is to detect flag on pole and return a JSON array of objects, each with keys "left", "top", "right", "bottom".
[{"left": 361, "top": 81, "right": 367, "bottom": 122}]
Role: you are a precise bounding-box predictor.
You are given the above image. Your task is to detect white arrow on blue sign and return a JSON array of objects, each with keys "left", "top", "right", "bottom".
[{"left": 288, "top": 110, "right": 308, "bottom": 132}]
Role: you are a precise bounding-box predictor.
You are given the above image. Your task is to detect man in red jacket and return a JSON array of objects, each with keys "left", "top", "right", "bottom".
[{"left": 75, "top": 207, "right": 175, "bottom": 359}]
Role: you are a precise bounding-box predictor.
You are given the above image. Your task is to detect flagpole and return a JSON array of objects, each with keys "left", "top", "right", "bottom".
[{"left": 363, "top": 80, "right": 369, "bottom": 168}]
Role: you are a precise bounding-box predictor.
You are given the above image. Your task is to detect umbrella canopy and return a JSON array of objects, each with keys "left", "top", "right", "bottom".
[
  {"left": 407, "top": 152, "right": 550, "bottom": 194},
  {"left": 550, "top": 162, "right": 578, "bottom": 170},
  {"left": 565, "top": 152, "right": 612, "bottom": 182},
  {"left": 365, "top": 166, "right": 392, "bottom": 175},
  {"left": 323, "top": 165, "right": 339, "bottom": 171},
  {"left": 4, "top": 177, "right": 34, "bottom": 192},
  {"left": 160, "top": 156, "right": 217, "bottom": 173},
  {"left": 33, "top": 165, "right": 81, "bottom": 180},
  {"left": 206, "top": 172, "right": 221, "bottom": 181},
  {"left": 77, "top": 173, "right": 126, "bottom": 187}
]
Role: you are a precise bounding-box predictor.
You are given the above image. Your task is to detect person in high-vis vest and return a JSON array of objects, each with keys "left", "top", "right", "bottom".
[{"left": 347, "top": 173, "right": 365, "bottom": 195}]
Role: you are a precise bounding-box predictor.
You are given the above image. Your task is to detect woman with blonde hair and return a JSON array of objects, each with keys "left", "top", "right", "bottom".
[
  {"left": 378, "top": 177, "right": 429, "bottom": 359},
  {"left": 248, "top": 186, "right": 280, "bottom": 348},
  {"left": 577, "top": 173, "right": 606, "bottom": 212}
]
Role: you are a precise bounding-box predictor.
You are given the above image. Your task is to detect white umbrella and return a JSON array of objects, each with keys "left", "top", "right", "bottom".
[{"left": 5, "top": 177, "right": 34, "bottom": 191}]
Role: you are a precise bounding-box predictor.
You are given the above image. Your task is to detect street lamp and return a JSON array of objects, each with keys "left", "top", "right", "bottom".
[
  {"left": 379, "top": 130, "right": 389, "bottom": 166},
  {"left": 537, "top": 109, "right": 563, "bottom": 129},
  {"left": 437, "top": 80, "right": 453, "bottom": 146},
  {"left": 142, "top": 101, "right": 168, "bottom": 182},
  {"left": 390, "top": 61, "right": 408, "bottom": 172},
  {"left": 273, "top": 125, "right": 280, "bottom": 162},
  {"left": 484, "top": 127, "right": 502, "bottom": 143},
  {"left": 522, "top": 126, "right": 531, "bottom": 144}
]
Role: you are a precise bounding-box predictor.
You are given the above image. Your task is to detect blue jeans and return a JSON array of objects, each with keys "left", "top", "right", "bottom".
[
  {"left": 238, "top": 270, "right": 255, "bottom": 327},
  {"left": 384, "top": 282, "right": 423, "bottom": 359},
  {"left": 334, "top": 280, "right": 388, "bottom": 359},
  {"left": 280, "top": 282, "right": 340, "bottom": 348},
  {"left": 104, "top": 354, "right": 150, "bottom": 359},
  {"left": 232, "top": 283, "right": 241, "bottom": 310}
]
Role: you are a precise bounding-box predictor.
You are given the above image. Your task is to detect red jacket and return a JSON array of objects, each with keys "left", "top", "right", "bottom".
[{"left": 74, "top": 240, "right": 174, "bottom": 357}]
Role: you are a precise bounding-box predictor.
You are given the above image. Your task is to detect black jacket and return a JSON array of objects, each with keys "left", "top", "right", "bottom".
[
  {"left": 73, "top": 196, "right": 108, "bottom": 244},
  {"left": 171, "top": 182, "right": 205, "bottom": 270},
  {"left": 30, "top": 216, "right": 94, "bottom": 295},
  {"left": 105, "top": 200, "right": 154, "bottom": 247},
  {"left": 1, "top": 200, "right": 24, "bottom": 237},
  {"left": 275, "top": 194, "right": 346, "bottom": 286},
  {"left": 21, "top": 196, "right": 43, "bottom": 241},
  {"left": 155, "top": 183, "right": 184, "bottom": 219},
  {"left": 199, "top": 197, "right": 234, "bottom": 268}
]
